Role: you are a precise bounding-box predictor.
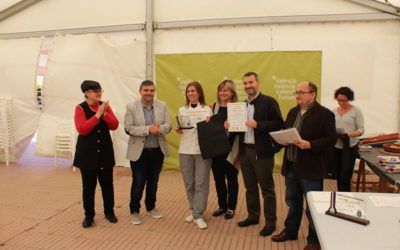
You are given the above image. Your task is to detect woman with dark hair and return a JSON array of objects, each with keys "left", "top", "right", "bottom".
[
  {"left": 332, "top": 86, "right": 364, "bottom": 191},
  {"left": 210, "top": 80, "right": 239, "bottom": 220},
  {"left": 73, "top": 80, "right": 119, "bottom": 228},
  {"left": 176, "top": 81, "right": 212, "bottom": 229}
]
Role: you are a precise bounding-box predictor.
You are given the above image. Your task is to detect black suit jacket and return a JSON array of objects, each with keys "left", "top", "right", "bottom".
[
  {"left": 239, "top": 93, "right": 284, "bottom": 158},
  {"left": 281, "top": 101, "right": 336, "bottom": 180}
]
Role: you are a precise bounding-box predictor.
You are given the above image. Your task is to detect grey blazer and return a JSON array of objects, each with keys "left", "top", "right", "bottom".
[{"left": 124, "top": 99, "right": 172, "bottom": 162}]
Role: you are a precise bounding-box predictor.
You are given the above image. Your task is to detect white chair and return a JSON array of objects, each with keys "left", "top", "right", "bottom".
[
  {"left": 54, "top": 123, "right": 76, "bottom": 170},
  {"left": 0, "top": 97, "right": 14, "bottom": 167}
]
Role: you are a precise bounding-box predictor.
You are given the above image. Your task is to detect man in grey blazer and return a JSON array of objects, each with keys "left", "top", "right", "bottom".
[{"left": 124, "top": 80, "right": 172, "bottom": 225}]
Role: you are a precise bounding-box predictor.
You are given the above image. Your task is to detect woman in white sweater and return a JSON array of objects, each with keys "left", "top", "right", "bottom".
[
  {"left": 332, "top": 86, "right": 364, "bottom": 192},
  {"left": 176, "top": 81, "right": 212, "bottom": 229}
]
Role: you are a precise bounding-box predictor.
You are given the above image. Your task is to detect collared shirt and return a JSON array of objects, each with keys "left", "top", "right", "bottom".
[
  {"left": 142, "top": 102, "right": 159, "bottom": 149},
  {"left": 244, "top": 92, "right": 259, "bottom": 144},
  {"left": 244, "top": 101, "right": 255, "bottom": 144}
]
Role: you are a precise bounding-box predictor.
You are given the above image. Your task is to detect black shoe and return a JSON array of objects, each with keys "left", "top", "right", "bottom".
[
  {"left": 259, "top": 225, "right": 276, "bottom": 237},
  {"left": 224, "top": 210, "right": 235, "bottom": 220},
  {"left": 272, "top": 230, "right": 298, "bottom": 242},
  {"left": 82, "top": 217, "right": 94, "bottom": 228},
  {"left": 212, "top": 208, "right": 227, "bottom": 217},
  {"left": 105, "top": 214, "right": 118, "bottom": 223},
  {"left": 238, "top": 219, "right": 259, "bottom": 227}
]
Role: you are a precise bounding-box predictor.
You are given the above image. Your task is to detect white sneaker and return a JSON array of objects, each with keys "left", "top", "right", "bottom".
[
  {"left": 185, "top": 214, "right": 194, "bottom": 223},
  {"left": 130, "top": 213, "right": 141, "bottom": 225},
  {"left": 194, "top": 218, "right": 207, "bottom": 229},
  {"left": 148, "top": 209, "right": 162, "bottom": 219}
]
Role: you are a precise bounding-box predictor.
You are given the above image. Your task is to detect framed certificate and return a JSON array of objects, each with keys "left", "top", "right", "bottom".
[
  {"left": 176, "top": 115, "right": 194, "bottom": 129},
  {"left": 227, "top": 102, "right": 247, "bottom": 132}
]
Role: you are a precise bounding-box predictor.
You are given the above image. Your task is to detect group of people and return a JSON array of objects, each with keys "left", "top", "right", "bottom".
[{"left": 73, "top": 72, "right": 364, "bottom": 250}]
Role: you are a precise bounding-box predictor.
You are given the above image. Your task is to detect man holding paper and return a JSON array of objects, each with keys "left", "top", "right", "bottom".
[
  {"left": 226, "top": 72, "right": 283, "bottom": 237},
  {"left": 272, "top": 81, "right": 336, "bottom": 250}
]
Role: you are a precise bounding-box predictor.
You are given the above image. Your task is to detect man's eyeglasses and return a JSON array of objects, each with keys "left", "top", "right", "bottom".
[{"left": 293, "top": 91, "right": 313, "bottom": 96}]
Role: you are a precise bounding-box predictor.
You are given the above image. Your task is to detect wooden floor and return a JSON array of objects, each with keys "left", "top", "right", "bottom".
[{"left": 0, "top": 154, "right": 367, "bottom": 250}]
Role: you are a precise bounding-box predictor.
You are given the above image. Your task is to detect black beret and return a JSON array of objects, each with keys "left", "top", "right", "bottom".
[{"left": 81, "top": 80, "right": 101, "bottom": 93}]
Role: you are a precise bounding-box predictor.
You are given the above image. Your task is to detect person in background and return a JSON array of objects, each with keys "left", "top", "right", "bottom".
[
  {"left": 124, "top": 80, "right": 172, "bottom": 225},
  {"left": 210, "top": 80, "right": 239, "bottom": 220},
  {"left": 332, "top": 86, "right": 364, "bottom": 192},
  {"left": 73, "top": 80, "right": 119, "bottom": 228},
  {"left": 228, "top": 72, "right": 284, "bottom": 237},
  {"left": 272, "top": 81, "right": 336, "bottom": 250},
  {"left": 176, "top": 81, "right": 212, "bottom": 229}
]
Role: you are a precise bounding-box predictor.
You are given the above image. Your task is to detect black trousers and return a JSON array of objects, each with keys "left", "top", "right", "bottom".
[
  {"left": 211, "top": 153, "right": 239, "bottom": 210},
  {"left": 334, "top": 146, "right": 359, "bottom": 192},
  {"left": 130, "top": 148, "right": 164, "bottom": 214},
  {"left": 80, "top": 167, "right": 115, "bottom": 219},
  {"left": 240, "top": 145, "right": 276, "bottom": 225}
]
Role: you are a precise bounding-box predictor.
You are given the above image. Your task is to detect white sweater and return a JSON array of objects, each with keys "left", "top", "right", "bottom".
[{"left": 178, "top": 105, "right": 212, "bottom": 154}]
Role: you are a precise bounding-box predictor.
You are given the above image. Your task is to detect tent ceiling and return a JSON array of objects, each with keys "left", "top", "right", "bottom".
[{"left": 0, "top": 0, "right": 41, "bottom": 22}]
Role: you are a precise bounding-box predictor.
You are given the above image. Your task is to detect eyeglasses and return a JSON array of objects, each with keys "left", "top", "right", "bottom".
[
  {"left": 293, "top": 91, "right": 313, "bottom": 96},
  {"left": 88, "top": 89, "right": 103, "bottom": 93},
  {"left": 336, "top": 98, "right": 348, "bottom": 103}
]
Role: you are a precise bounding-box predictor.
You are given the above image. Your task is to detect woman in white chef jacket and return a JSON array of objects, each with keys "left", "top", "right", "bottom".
[{"left": 176, "top": 81, "right": 212, "bottom": 230}]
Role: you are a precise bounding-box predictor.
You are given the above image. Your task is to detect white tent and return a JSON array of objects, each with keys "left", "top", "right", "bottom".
[{"left": 0, "top": 0, "right": 399, "bottom": 167}]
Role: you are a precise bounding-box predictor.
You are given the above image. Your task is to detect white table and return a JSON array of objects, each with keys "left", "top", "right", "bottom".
[{"left": 307, "top": 191, "right": 400, "bottom": 250}]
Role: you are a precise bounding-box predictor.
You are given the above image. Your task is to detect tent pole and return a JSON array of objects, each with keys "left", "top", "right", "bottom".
[{"left": 145, "top": 0, "right": 154, "bottom": 81}]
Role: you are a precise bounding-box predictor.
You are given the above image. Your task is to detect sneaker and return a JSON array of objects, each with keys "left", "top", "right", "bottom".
[
  {"left": 130, "top": 213, "right": 141, "bottom": 225},
  {"left": 148, "top": 209, "right": 162, "bottom": 219},
  {"left": 194, "top": 218, "right": 207, "bottom": 229},
  {"left": 224, "top": 210, "right": 235, "bottom": 220},
  {"left": 185, "top": 214, "right": 194, "bottom": 223}
]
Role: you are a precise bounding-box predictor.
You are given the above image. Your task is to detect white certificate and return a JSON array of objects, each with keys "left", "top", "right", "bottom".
[
  {"left": 227, "top": 102, "right": 247, "bottom": 132},
  {"left": 185, "top": 109, "right": 209, "bottom": 126},
  {"left": 269, "top": 128, "right": 301, "bottom": 145}
]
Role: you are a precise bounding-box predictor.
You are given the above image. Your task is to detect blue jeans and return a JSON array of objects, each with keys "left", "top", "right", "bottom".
[
  {"left": 284, "top": 164, "right": 322, "bottom": 244},
  {"left": 130, "top": 148, "right": 164, "bottom": 214}
]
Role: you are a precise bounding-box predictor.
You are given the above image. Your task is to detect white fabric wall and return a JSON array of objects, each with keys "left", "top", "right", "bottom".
[
  {"left": 0, "top": 0, "right": 145, "bottom": 33},
  {"left": 155, "top": 20, "right": 400, "bottom": 134},
  {"left": 0, "top": 38, "right": 42, "bottom": 161},
  {"left": 154, "top": 0, "right": 377, "bottom": 21},
  {"left": 0, "top": 0, "right": 399, "bottom": 166},
  {"left": 36, "top": 33, "right": 145, "bottom": 166}
]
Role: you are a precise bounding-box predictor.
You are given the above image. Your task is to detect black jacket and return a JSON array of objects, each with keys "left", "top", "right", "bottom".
[
  {"left": 281, "top": 102, "right": 337, "bottom": 180},
  {"left": 73, "top": 101, "right": 115, "bottom": 170},
  {"left": 239, "top": 93, "right": 284, "bottom": 158}
]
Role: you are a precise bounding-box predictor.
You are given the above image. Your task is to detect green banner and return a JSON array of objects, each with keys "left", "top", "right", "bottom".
[{"left": 156, "top": 51, "right": 322, "bottom": 171}]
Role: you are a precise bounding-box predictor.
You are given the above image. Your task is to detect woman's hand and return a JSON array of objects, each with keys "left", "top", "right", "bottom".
[
  {"left": 96, "top": 102, "right": 106, "bottom": 119},
  {"left": 175, "top": 127, "right": 183, "bottom": 134},
  {"left": 205, "top": 117, "right": 211, "bottom": 123}
]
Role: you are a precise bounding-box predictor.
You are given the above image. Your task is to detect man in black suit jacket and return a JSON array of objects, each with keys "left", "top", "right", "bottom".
[
  {"left": 272, "top": 81, "right": 336, "bottom": 250},
  {"left": 231, "top": 72, "right": 283, "bottom": 237}
]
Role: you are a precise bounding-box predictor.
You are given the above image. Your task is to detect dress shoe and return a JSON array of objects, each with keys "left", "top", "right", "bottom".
[
  {"left": 304, "top": 243, "right": 321, "bottom": 250},
  {"left": 259, "top": 225, "right": 276, "bottom": 237},
  {"left": 224, "top": 210, "right": 235, "bottom": 220},
  {"left": 105, "top": 214, "right": 118, "bottom": 223},
  {"left": 82, "top": 217, "right": 94, "bottom": 228},
  {"left": 272, "top": 230, "right": 298, "bottom": 242},
  {"left": 237, "top": 219, "right": 259, "bottom": 227},
  {"left": 212, "top": 208, "right": 227, "bottom": 217}
]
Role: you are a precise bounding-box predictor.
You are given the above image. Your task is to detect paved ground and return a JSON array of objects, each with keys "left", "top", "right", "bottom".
[{"left": 0, "top": 153, "right": 365, "bottom": 250}]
